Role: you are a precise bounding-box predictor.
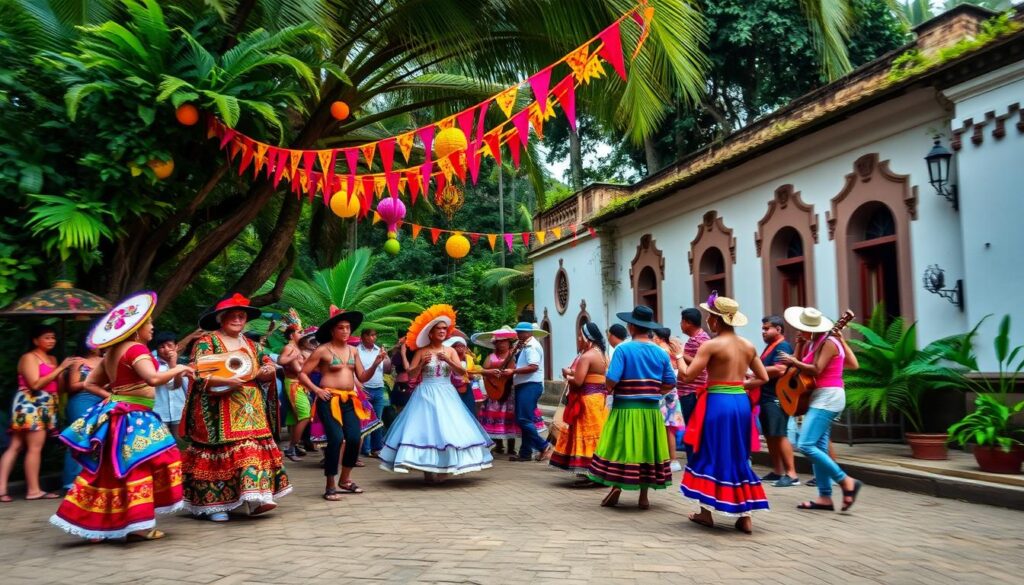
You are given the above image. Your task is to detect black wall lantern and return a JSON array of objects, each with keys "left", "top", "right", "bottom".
[
  {"left": 923, "top": 264, "right": 963, "bottom": 311},
  {"left": 925, "top": 138, "right": 958, "bottom": 211}
]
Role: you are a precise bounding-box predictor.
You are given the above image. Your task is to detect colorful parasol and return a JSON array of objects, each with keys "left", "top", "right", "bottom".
[{"left": 0, "top": 280, "right": 110, "bottom": 317}]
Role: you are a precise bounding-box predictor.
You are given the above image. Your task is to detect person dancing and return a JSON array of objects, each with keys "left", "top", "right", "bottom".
[
  {"left": 182, "top": 293, "right": 291, "bottom": 522},
  {"left": 50, "top": 292, "right": 193, "bottom": 541},
  {"left": 780, "top": 306, "right": 863, "bottom": 512},
  {"left": 379, "top": 305, "right": 493, "bottom": 482},
  {"left": 299, "top": 307, "right": 384, "bottom": 500},
  {"left": 278, "top": 309, "right": 313, "bottom": 462},
  {"left": 588, "top": 306, "right": 676, "bottom": 509},
  {"left": 679, "top": 294, "right": 769, "bottom": 534},
  {"left": 550, "top": 322, "right": 609, "bottom": 486}
]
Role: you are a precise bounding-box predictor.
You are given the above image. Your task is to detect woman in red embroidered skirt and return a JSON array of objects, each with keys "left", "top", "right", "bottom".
[
  {"left": 182, "top": 294, "right": 291, "bottom": 522},
  {"left": 50, "top": 291, "right": 194, "bottom": 541}
]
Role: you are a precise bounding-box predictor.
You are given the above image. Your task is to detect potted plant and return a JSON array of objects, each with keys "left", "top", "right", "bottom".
[
  {"left": 845, "top": 309, "right": 974, "bottom": 460},
  {"left": 947, "top": 316, "right": 1024, "bottom": 474}
]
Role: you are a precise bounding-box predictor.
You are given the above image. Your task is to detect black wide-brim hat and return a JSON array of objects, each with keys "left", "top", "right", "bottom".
[
  {"left": 315, "top": 306, "right": 364, "bottom": 344},
  {"left": 198, "top": 293, "right": 262, "bottom": 331},
  {"left": 616, "top": 305, "right": 661, "bottom": 330}
]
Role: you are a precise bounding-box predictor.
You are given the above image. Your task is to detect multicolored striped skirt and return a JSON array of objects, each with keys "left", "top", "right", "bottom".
[
  {"left": 587, "top": 400, "right": 671, "bottom": 490},
  {"left": 680, "top": 387, "right": 769, "bottom": 515},
  {"left": 550, "top": 384, "right": 608, "bottom": 474}
]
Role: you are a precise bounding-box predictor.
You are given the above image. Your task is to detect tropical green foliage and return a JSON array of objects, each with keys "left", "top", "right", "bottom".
[
  {"left": 267, "top": 248, "right": 423, "bottom": 345},
  {"left": 412, "top": 261, "right": 519, "bottom": 340},
  {"left": 898, "top": 0, "right": 1017, "bottom": 26},
  {"left": 948, "top": 394, "right": 1024, "bottom": 451},
  {"left": 481, "top": 265, "right": 534, "bottom": 310},
  {"left": 845, "top": 311, "right": 973, "bottom": 433}
]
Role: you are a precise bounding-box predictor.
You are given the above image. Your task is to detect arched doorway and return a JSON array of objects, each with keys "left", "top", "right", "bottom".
[
  {"left": 630, "top": 234, "right": 665, "bottom": 322},
  {"left": 689, "top": 211, "right": 735, "bottom": 304},
  {"left": 828, "top": 153, "right": 917, "bottom": 324},
  {"left": 771, "top": 227, "right": 808, "bottom": 311},
  {"left": 756, "top": 184, "right": 818, "bottom": 316},
  {"left": 698, "top": 247, "right": 727, "bottom": 300}
]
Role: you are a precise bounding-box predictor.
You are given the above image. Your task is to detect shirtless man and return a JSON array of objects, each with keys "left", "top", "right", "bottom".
[
  {"left": 299, "top": 308, "right": 385, "bottom": 500},
  {"left": 679, "top": 294, "right": 769, "bottom": 535}
]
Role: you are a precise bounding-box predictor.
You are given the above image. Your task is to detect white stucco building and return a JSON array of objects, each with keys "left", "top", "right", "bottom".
[{"left": 530, "top": 7, "right": 1024, "bottom": 378}]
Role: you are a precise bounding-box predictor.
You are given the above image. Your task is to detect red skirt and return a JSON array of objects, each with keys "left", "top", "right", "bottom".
[{"left": 50, "top": 449, "right": 183, "bottom": 539}]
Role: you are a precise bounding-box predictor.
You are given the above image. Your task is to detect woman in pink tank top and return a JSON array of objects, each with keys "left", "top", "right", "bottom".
[
  {"left": 0, "top": 325, "right": 81, "bottom": 502},
  {"left": 779, "top": 307, "right": 864, "bottom": 514}
]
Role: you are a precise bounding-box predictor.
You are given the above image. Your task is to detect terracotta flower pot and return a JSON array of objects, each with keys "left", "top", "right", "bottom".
[
  {"left": 905, "top": 432, "right": 949, "bottom": 460},
  {"left": 972, "top": 445, "right": 1024, "bottom": 474}
]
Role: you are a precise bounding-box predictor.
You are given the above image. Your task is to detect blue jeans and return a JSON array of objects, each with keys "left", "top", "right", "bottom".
[
  {"left": 361, "top": 386, "right": 387, "bottom": 454},
  {"left": 796, "top": 407, "right": 847, "bottom": 496},
  {"left": 514, "top": 382, "right": 548, "bottom": 459}
]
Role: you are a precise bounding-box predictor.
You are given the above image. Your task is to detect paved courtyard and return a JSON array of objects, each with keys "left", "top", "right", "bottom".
[{"left": 1, "top": 454, "right": 1021, "bottom": 584}]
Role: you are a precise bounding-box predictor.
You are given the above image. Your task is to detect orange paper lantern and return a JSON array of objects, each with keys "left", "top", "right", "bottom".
[
  {"left": 329, "top": 189, "right": 360, "bottom": 218},
  {"left": 445, "top": 233, "right": 470, "bottom": 259},
  {"left": 330, "top": 101, "right": 350, "bottom": 121},
  {"left": 147, "top": 158, "right": 174, "bottom": 180},
  {"left": 175, "top": 104, "right": 199, "bottom": 126},
  {"left": 434, "top": 127, "right": 467, "bottom": 159}
]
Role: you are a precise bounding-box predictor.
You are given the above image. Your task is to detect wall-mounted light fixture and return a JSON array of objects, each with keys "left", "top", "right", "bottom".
[
  {"left": 923, "top": 264, "right": 963, "bottom": 311},
  {"left": 924, "top": 138, "right": 958, "bottom": 211}
]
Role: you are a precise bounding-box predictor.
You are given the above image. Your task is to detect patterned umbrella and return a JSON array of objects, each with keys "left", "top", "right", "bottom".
[{"left": 0, "top": 280, "right": 110, "bottom": 317}]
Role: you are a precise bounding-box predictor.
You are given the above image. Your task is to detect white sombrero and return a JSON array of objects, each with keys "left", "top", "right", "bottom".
[
  {"left": 87, "top": 291, "right": 157, "bottom": 349},
  {"left": 406, "top": 305, "right": 457, "bottom": 350},
  {"left": 784, "top": 306, "right": 834, "bottom": 333}
]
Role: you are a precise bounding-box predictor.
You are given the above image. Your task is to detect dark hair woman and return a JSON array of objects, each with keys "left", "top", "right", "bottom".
[
  {"left": 61, "top": 338, "right": 108, "bottom": 490},
  {"left": 0, "top": 325, "right": 81, "bottom": 502}
]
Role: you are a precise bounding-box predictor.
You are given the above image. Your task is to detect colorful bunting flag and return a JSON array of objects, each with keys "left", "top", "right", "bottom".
[
  {"left": 487, "top": 234, "right": 497, "bottom": 250},
  {"left": 554, "top": 76, "right": 578, "bottom": 132},
  {"left": 411, "top": 224, "right": 422, "bottom": 240},
  {"left": 504, "top": 233, "right": 514, "bottom": 252},
  {"left": 361, "top": 142, "right": 376, "bottom": 171},
  {"left": 397, "top": 132, "right": 415, "bottom": 162},
  {"left": 430, "top": 227, "right": 441, "bottom": 244},
  {"left": 528, "top": 68, "right": 552, "bottom": 115},
  {"left": 598, "top": 21, "right": 626, "bottom": 80},
  {"left": 495, "top": 86, "right": 518, "bottom": 118},
  {"left": 535, "top": 231, "right": 546, "bottom": 245}
]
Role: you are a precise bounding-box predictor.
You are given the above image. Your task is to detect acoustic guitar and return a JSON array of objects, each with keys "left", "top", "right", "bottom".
[
  {"left": 483, "top": 340, "right": 521, "bottom": 401},
  {"left": 777, "top": 310, "right": 855, "bottom": 417}
]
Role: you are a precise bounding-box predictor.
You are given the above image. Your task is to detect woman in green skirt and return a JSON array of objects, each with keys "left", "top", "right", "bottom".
[{"left": 588, "top": 306, "right": 677, "bottom": 509}]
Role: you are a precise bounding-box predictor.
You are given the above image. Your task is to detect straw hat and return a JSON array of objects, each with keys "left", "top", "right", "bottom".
[
  {"left": 699, "top": 291, "right": 748, "bottom": 327},
  {"left": 784, "top": 306, "right": 833, "bottom": 333},
  {"left": 87, "top": 291, "right": 157, "bottom": 349},
  {"left": 471, "top": 326, "right": 518, "bottom": 349}
]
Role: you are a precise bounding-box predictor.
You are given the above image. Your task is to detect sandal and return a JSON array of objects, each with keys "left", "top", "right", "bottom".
[
  {"left": 323, "top": 489, "right": 343, "bottom": 501},
  {"left": 25, "top": 491, "right": 60, "bottom": 500},
  {"left": 337, "top": 481, "right": 364, "bottom": 494},
  {"left": 841, "top": 479, "right": 863, "bottom": 512},
  {"left": 797, "top": 501, "right": 835, "bottom": 511},
  {"left": 688, "top": 512, "right": 714, "bottom": 529},
  {"left": 126, "top": 529, "right": 165, "bottom": 542},
  {"left": 600, "top": 487, "right": 622, "bottom": 507},
  {"left": 0, "top": 494, "right": 13, "bottom": 503}
]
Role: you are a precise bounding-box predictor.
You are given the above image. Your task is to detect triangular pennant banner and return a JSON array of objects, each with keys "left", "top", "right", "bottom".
[
  {"left": 509, "top": 131, "right": 522, "bottom": 169},
  {"left": 598, "top": 21, "right": 627, "bottom": 80},
  {"left": 379, "top": 138, "right": 396, "bottom": 175},
  {"left": 405, "top": 169, "right": 421, "bottom": 204},
  {"left": 467, "top": 141, "right": 482, "bottom": 185},
  {"left": 386, "top": 172, "right": 400, "bottom": 198},
  {"left": 450, "top": 153, "right": 466, "bottom": 183},
  {"left": 535, "top": 231, "right": 546, "bottom": 245},
  {"left": 552, "top": 227, "right": 562, "bottom": 239},
  {"left": 418, "top": 126, "right": 435, "bottom": 199},
  {"left": 456, "top": 108, "right": 475, "bottom": 143},
  {"left": 289, "top": 150, "right": 303, "bottom": 177},
  {"left": 511, "top": 109, "right": 531, "bottom": 148},
  {"left": 317, "top": 150, "right": 335, "bottom": 191},
  {"left": 475, "top": 101, "right": 490, "bottom": 144},
  {"left": 588, "top": 226, "right": 597, "bottom": 237},
  {"left": 219, "top": 128, "right": 238, "bottom": 150},
  {"left": 430, "top": 227, "right": 441, "bottom": 244},
  {"left": 495, "top": 86, "right": 518, "bottom": 118},
  {"left": 397, "top": 132, "right": 415, "bottom": 162},
  {"left": 434, "top": 172, "right": 447, "bottom": 198},
  {"left": 504, "top": 233, "right": 515, "bottom": 252},
  {"left": 469, "top": 233, "right": 481, "bottom": 245},
  {"left": 361, "top": 142, "right": 376, "bottom": 171},
  {"left": 487, "top": 234, "right": 497, "bottom": 251},
  {"left": 411, "top": 224, "right": 422, "bottom": 240},
  {"left": 273, "top": 149, "right": 289, "bottom": 187},
  {"left": 254, "top": 143, "right": 269, "bottom": 175},
  {"left": 554, "top": 75, "right": 578, "bottom": 132},
  {"left": 302, "top": 151, "right": 316, "bottom": 178},
  {"left": 528, "top": 68, "right": 552, "bottom": 115},
  {"left": 374, "top": 176, "right": 386, "bottom": 199},
  {"left": 372, "top": 211, "right": 381, "bottom": 225},
  {"left": 483, "top": 131, "right": 502, "bottom": 166},
  {"left": 566, "top": 44, "right": 590, "bottom": 82},
  {"left": 238, "top": 140, "right": 255, "bottom": 175},
  {"left": 521, "top": 232, "right": 530, "bottom": 247}
]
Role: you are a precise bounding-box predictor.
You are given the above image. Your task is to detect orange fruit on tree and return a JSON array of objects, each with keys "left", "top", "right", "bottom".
[
  {"left": 330, "top": 101, "right": 350, "bottom": 121},
  {"left": 147, "top": 158, "right": 175, "bottom": 180},
  {"left": 175, "top": 104, "right": 199, "bottom": 126}
]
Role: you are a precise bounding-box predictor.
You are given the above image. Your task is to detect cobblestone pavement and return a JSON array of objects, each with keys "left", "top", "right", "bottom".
[{"left": 1, "top": 453, "right": 1021, "bottom": 585}]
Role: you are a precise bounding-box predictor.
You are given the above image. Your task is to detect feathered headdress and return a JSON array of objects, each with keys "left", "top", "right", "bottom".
[
  {"left": 406, "top": 304, "right": 457, "bottom": 350},
  {"left": 281, "top": 307, "right": 302, "bottom": 332}
]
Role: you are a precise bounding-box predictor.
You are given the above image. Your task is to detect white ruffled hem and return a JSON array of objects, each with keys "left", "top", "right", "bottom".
[
  {"left": 678, "top": 491, "right": 771, "bottom": 517},
  {"left": 379, "top": 444, "right": 494, "bottom": 476},
  {"left": 379, "top": 460, "right": 493, "bottom": 475},
  {"left": 184, "top": 485, "right": 293, "bottom": 516},
  {"left": 49, "top": 500, "right": 184, "bottom": 540}
]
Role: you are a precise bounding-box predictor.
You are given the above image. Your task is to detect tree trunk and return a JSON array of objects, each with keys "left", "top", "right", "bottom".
[
  {"left": 643, "top": 135, "right": 660, "bottom": 176},
  {"left": 249, "top": 244, "right": 297, "bottom": 306},
  {"left": 231, "top": 193, "right": 303, "bottom": 296},
  {"left": 568, "top": 127, "right": 582, "bottom": 190}
]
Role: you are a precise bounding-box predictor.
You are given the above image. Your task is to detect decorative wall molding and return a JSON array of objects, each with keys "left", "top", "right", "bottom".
[{"left": 950, "top": 102, "right": 1023, "bottom": 150}]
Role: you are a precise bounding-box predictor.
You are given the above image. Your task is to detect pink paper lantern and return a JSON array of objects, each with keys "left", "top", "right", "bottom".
[{"left": 376, "top": 197, "right": 407, "bottom": 233}]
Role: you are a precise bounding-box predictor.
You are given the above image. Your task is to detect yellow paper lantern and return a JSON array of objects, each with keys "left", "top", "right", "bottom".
[
  {"left": 445, "top": 233, "right": 470, "bottom": 259},
  {"left": 434, "top": 127, "right": 467, "bottom": 160},
  {"left": 147, "top": 158, "right": 174, "bottom": 180},
  {"left": 330, "top": 189, "right": 360, "bottom": 218}
]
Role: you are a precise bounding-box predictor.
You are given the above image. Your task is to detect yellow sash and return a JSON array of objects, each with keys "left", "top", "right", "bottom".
[{"left": 324, "top": 388, "right": 370, "bottom": 426}]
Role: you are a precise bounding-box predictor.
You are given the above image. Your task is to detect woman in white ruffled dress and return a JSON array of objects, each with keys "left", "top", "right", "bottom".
[{"left": 378, "top": 305, "right": 494, "bottom": 482}]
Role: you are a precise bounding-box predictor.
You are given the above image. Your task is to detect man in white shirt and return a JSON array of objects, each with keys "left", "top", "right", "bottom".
[
  {"left": 356, "top": 328, "right": 389, "bottom": 457},
  {"left": 152, "top": 332, "right": 188, "bottom": 441},
  {"left": 502, "top": 322, "right": 553, "bottom": 462}
]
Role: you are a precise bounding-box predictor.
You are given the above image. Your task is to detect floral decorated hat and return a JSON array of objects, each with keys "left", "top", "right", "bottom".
[
  {"left": 406, "top": 304, "right": 457, "bottom": 350},
  {"left": 86, "top": 291, "right": 157, "bottom": 349}
]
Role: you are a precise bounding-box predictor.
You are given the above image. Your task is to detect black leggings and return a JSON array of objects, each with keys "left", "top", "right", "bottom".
[{"left": 316, "top": 398, "right": 361, "bottom": 476}]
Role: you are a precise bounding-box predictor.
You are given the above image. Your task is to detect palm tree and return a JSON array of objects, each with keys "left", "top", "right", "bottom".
[
  {"left": 481, "top": 265, "right": 533, "bottom": 310},
  {"left": 267, "top": 247, "right": 423, "bottom": 343}
]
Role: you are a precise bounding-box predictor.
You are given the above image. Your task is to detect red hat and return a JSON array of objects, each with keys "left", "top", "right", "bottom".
[{"left": 198, "top": 293, "right": 262, "bottom": 331}]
